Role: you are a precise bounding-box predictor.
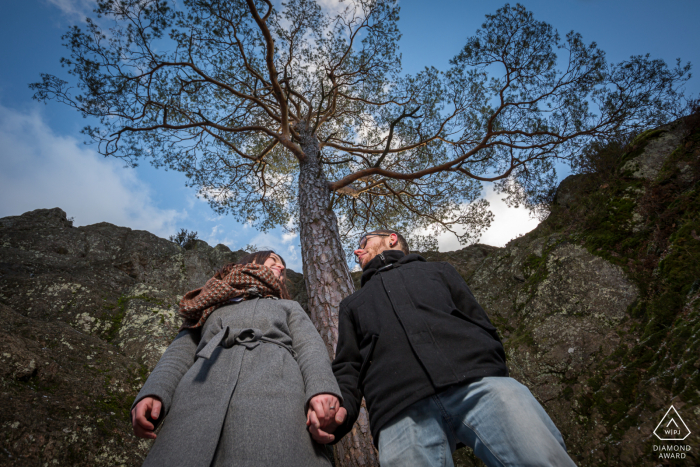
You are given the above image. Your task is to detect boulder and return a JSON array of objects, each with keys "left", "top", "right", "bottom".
[{"left": 620, "top": 118, "right": 689, "bottom": 180}]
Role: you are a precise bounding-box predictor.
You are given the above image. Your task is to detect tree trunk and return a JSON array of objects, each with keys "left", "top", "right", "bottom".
[{"left": 296, "top": 123, "right": 379, "bottom": 467}]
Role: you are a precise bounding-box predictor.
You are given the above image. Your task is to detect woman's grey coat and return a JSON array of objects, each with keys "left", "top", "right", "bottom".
[{"left": 133, "top": 298, "right": 342, "bottom": 467}]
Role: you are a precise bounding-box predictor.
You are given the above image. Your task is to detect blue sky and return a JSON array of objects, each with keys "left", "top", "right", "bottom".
[{"left": 1, "top": 0, "right": 698, "bottom": 272}]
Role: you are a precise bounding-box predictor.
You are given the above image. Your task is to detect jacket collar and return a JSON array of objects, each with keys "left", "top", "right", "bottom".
[{"left": 360, "top": 250, "right": 426, "bottom": 287}]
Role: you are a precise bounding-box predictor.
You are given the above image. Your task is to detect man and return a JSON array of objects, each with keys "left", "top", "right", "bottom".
[{"left": 306, "top": 230, "right": 576, "bottom": 467}]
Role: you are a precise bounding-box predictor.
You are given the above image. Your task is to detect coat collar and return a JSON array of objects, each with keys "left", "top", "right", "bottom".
[{"left": 360, "top": 250, "right": 426, "bottom": 287}]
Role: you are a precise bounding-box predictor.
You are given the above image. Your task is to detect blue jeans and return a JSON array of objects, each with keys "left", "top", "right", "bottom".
[{"left": 377, "top": 377, "right": 577, "bottom": 467}]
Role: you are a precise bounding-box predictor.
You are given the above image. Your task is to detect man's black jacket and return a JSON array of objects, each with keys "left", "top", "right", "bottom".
[{"left": 331, "top": 250, "right": 508, "bottom": 446}]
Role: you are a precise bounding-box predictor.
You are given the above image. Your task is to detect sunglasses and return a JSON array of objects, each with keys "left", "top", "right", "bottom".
[{"left": 358, "top": 233, "right": 391, "bottom": 250}]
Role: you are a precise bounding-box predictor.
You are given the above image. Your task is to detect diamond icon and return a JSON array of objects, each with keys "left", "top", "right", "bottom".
[{"left": 653, "top": 406, "right": 691, "bottom": 441}]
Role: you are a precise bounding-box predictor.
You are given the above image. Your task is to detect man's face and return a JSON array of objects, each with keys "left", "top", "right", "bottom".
[{"left": 354, "top": 233, "right": 395, "bottom": 268}]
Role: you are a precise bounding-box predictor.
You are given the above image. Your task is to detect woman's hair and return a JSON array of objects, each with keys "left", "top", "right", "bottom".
[{"left": 216, "top": 250, "right": 291, "bottom": 299}]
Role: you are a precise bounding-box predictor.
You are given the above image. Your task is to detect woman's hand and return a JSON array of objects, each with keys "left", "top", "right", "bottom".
[
  {"left": 307, "top": 394, "right": 339, "bottom": 427},
  {"left": 131, "top": 396, "right": 162, "bottom": 439},
  {"left": 306, "top": 394, "right": 346, "bottom": 444}
]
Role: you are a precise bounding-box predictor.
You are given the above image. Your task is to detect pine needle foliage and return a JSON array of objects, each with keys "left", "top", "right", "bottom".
[{"left": 31, "top": 1, "right": 691, "bottom": 248}]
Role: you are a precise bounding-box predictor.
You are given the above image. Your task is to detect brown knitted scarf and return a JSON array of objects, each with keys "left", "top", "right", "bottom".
[{"left": 178, "top": 263, "right": 283, "bottom": 330}]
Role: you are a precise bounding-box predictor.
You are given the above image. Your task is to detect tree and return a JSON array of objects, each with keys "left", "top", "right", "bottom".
[
  {"left": 32, "top": 1, "right": 690, "bottom": 464},
  {"left": 169, "top": 228, "right": 199, "bottom": 249}
]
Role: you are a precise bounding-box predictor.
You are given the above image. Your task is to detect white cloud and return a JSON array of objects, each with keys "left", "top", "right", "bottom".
[
  {"left": 246, "top": 230, "right": 302, "bottom": 271},
  {"left": 197, "top": 186, "right": 235, "bottom": 204},
  {"left": 316, "top": 0, "right": 359, "bottom": 19},
  {"left": 205, "top": 224, "right": 224, "bottom": 243},
  {"left": 282, "top": 232, "right": 296, "bottom": 244},
  {"left": 0, "top": 104, "right": 183, "bottom": 238},
  {"left": 202, "top": 224, "right": 241, "bottom": 252},
  {"left": 198, "top": 221, "right": 303, "bottom": 271},
  {"left": 44, "top": 0, "right": 94, "bottom": 20},
  {"left": 435, "top": 185, "right": 541, "bottom": 251},
  {"left": 286, "top": 244, "right": 299, "bottom": 262}
]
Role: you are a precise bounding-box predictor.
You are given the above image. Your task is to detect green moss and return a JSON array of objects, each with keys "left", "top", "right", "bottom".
[
  {"left": 504, "top": 328, "right": 535, "bottom": 352},
  {"left": 137, "top": 362, "right": 149, "bottom": 382},
  {"left": 104, "top": 296, "right": 128, "bottom": 342},
  {"left": 453, "top": 446, "right": 487, "bottom": 467},
  {"left": 102, "top": 293, "right": 165, "bottom": 342},
  {"left": 518, "top": 238, "right": 565, "bottom": 308},
  {"left": 578, "top": 188, "right": 643, "bottom": 266},
  {"left": 619, "top": 128, "right": 666, "bottom": 167},
  {"left": 93, "top": 383, "right": 133, "bottom": 434},
  {"left": 631, "top": 128, "right": 666, "bottom": 147},
  {"left": 490, "top": 314, "right": 514, "bottom": 334},
  {"left": 523, "top": 252, "right": 550, "bottom": 284},
  {"left": 563, "top": 386, "right": 574, "bottom": 400},
  {"left": 551, "top": 120, "right": 700, "bottom": 444}
]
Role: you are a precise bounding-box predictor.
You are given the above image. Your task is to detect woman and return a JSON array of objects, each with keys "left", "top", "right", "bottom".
[{"left": 131, "top": 251, "right": 341, "bottom": 467}]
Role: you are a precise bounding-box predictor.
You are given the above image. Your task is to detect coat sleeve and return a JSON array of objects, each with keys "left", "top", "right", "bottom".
[
  {"left": 131, "top": 328, "right": 201, "bottom": 418},
  {"left": 286, "top": 303, "right": 342, "bottom": 407},
  {"left": 440, "top": 262, "right": 503, "bottom": 343},
  {"left": 328, "top": 303, "right": 363, "bottom": 444}
]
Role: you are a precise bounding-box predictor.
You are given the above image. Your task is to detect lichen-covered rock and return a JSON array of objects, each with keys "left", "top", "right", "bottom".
[
  {"left": 0, "top": 208, "right": 252, "bottom": 466},
  {"left": 620, "top": 119, "right": 689, "bottom": 180},
  {"left": 0, "top": 302, "right": 148, "bottom": 466},
  {"left": 451, "top": 113, "right": 700, "bottom": 467},
  {"left": 553, "top": 173, "right": 596, "bottom": 209},
  {"left": 460, "top": 235, "right": 642, "bottom": 465}
]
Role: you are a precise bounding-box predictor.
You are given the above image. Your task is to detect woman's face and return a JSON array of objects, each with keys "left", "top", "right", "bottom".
[{"left": 262, "top": 254, "right": 285, "bottom": 280}]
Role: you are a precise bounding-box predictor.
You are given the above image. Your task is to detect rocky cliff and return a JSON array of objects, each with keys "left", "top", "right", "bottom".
[
  {"left": 1, "top": 114, "right": 698, "bottom": 466},
  {"left": 0, "top": 210, "right": 309, "bottom": 465},
  {"left": 453, "top": 114, "right": 700, "bottom": 466}
]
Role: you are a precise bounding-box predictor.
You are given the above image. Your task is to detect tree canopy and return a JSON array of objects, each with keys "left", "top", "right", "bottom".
[{"left": 32, "top": 0, "right": 691, "bottom": 250}]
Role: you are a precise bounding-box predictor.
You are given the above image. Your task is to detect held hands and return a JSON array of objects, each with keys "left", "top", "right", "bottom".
[
  {"left": 306, "top": 394, "right": 347, "bottom": 444},
  {"left": 133, "top": 394, "right": 346, "bottom": 443},
  {"left": 131, "top": 396, "right": 162, "bottom": 439}
]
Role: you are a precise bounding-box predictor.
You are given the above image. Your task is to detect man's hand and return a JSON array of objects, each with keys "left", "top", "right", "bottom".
[
  {"left": 131, "top": 396, "right": 162, "bottom": 439},
  {"left": 307, "top": 393, "right": 340, "bottom": 427},
  {"left": 306, "top": 394, "right": 347, "bottom": 444}
]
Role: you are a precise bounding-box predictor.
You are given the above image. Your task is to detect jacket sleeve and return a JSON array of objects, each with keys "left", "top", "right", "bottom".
[
  {"left": 329, "top": 303, "right": 363, "bottom": 444},
  {"left": 131, "top": 328, "right": 200, "bottom": 418},
  {"left": 286, "top": 302, "right": 342, "bottom": 407},
  {"left": 440, "top": 262, "right": 503, "bottom": 343}
]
